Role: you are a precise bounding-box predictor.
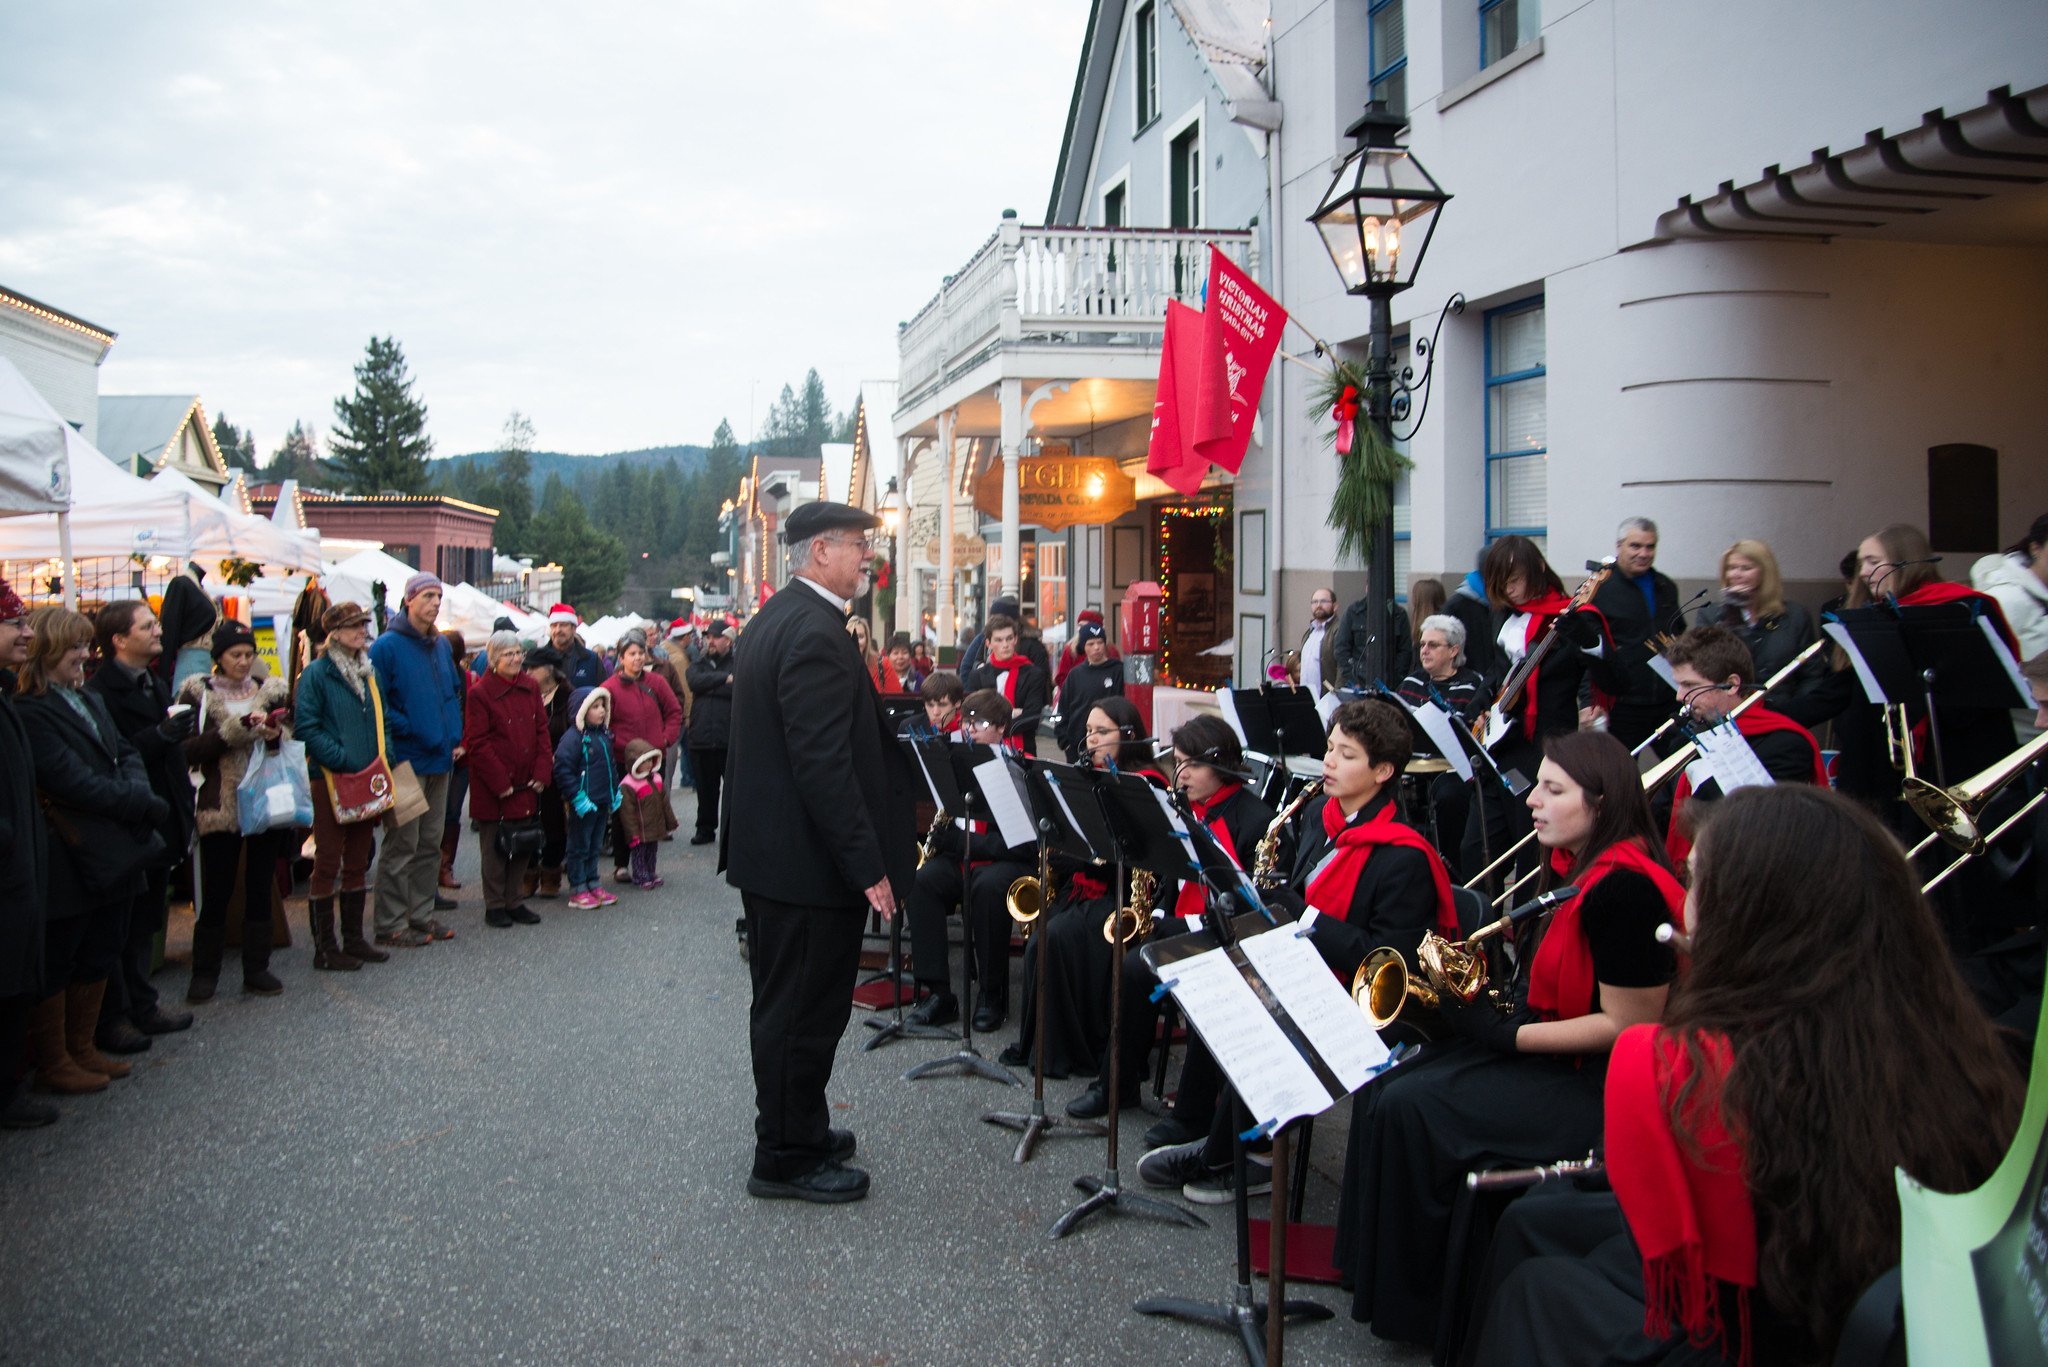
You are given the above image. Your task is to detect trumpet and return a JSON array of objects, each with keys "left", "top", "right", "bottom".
[
  {"left": 1103, "top": 867, "right": 1158, "bottom": 945},
  {"left": 1252, "top": 779, "right": 1323, "bottom": 889}
]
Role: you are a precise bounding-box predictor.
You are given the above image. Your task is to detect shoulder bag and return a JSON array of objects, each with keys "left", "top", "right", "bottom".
[{"left": 326, "top": 670, "right": 398, "bottom": 824}]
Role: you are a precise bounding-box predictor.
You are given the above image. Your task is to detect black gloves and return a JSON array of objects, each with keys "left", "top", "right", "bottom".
[
  {"left": 1555, "top": 610, "right": 1603, "bottom": 650},
  {"left": 1437, "top": 993, "right": 1521, "bottom": 1055},
  {"left": 157, "top": 710, "right": 196, "bottom": 742}
]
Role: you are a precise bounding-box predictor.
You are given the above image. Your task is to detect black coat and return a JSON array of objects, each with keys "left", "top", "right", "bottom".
[
  {"left": 963, "top": 658, "right": 1051, "bottom": 746},
  {"left": 1282, "top": 789, "right": 1441, "bottom": 983},
  {"left": 1332, "top": 596, "right": 1414, "bottom": 690},
  {"left": 1055, "top": 657, "right": 1124, "bottom": 758},
  {"left": 1583, "top": 569, "right": 1685, "bottom": 724},
  {"left": 1443, "top": 583, "right": 1498, "bottom": 679},
  {"left": 719, "top": 581, "right": 914, "bottom": 908},
  {"left": 85, "top": 659, "right": 196, "bottom": 859},
  {"left": 14, "top": 688, "right": 167, "bottom": 916},
  {"left": 1693, "top": 601, "right": 1825, "bottom": 725},
  {"left": 0, "top": 682, "right": 48, "bottom": 997},
  {"left": 684, "top": 651, "right": 736, "bottom": 750}
]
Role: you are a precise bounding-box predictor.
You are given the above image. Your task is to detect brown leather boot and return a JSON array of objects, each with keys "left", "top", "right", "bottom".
[
  {"left": 308, "top": 896, "right": 361, "bottom": 972},
  {"left": 538, "top": 867, "right": 563, "bottom": 899},
  {"left": 522, "top": 867, "right": 541, "bottom": 900},
  {"left": 28, "top": 994, "right": 106, "bottom": 1094},
  {"left": 439, "top": 822, "right": 462, "bottom": 889},
  {"left": 64, "top": 983, "right": 131, "bottom": 1080},
  {"left": 338, "top": 889, "right": 388, "bottom": 963}
]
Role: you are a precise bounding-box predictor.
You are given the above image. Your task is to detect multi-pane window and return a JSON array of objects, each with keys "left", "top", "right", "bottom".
[
  {"left": 1480, "top": 0, "right": 1540, "bottom": 68},
  {"left": 1370, "top": 0, "right": 1407, "bottom": 119},
  {"left": 1485, "top": 299, "right": 1546, "bottom": 550},
  {"left": 1135, "top": 3, "right": 1159, "bottom": 129},
  {"left": 1170, "top": 124, "right": 1201, "bottom": 228},
  {"left": 1103, "top": 183, "right": 1126, "bottom": 228}
]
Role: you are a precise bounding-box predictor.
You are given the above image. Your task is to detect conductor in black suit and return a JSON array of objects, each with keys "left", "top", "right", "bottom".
[{"left": 721, "top": 501, "right": 905, "bottom": 1204}]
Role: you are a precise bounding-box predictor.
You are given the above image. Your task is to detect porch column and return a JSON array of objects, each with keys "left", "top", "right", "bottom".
[
  {"left": 895, "top": 437, "right": 914, "bottom": 636},
  {"left": 937, "top": 409, "right": 956, "bottom": 652},
  {"left": 997, "top": 376, "right": 1022, "bottom": 607}
]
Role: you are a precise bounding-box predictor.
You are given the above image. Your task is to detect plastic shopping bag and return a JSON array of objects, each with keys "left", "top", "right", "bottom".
[{"left": 238, "top": 739, "right": 316, "bottom": 835}]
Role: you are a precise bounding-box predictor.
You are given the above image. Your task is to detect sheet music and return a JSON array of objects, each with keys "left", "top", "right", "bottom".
[
  {"left": 1647, "top": 654, "right": 1678, "bottom": 690},
  {"left": 1315, "top": 690, "right": 1340, "bottom": 727},
  {"left": 1982, "top": 616, "right": 2034, "bottom": 707},
  {"left": 974, "top": 757, "right": 1037, "bottom": 849},
  {"left": 1694, "top": 720, "right": 1775, "bottom": 794},
  {"left": 1044, "top": 777, "right": 1089, "bottom": 856},
  {"left": 1165, "top": 947, "right": 1332, "bottom": 1131},
  {"left": 1217, "top": 688, "right": 1248, "bottom": 746},
  {"left": 908, "top": 744, "right": 946, "bottom": 810},
  {"left": 1822, "top": 622, "right": 1887, "bottom": 704},
  {"left": 1238, "top": 931, "right": 1389, "bottom": 1093},
  {"left": 1404, "top": 698, "right": 1474, "bottom": 781}
]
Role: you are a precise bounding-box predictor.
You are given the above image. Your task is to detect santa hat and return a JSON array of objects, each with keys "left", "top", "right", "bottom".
[
  {"left": 668, "top": 617, "right": 696, "bottom": 640},
  {"left": 548, "top": 604, "right": 579, "bottom": 626}
]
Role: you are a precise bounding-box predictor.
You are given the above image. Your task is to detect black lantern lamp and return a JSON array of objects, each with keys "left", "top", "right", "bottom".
[{"left": 1306, "top": 100, "right": 1454, "bottom": 689}]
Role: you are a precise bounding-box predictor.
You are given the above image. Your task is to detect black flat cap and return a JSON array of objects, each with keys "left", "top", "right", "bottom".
[{"left": 781, "top": 501, "right": 882, "bottom": 544}]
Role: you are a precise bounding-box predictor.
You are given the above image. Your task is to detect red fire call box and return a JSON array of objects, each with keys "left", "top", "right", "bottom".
[{"left": 1120, "top": 581, "right": 1162, "bottom": 654}]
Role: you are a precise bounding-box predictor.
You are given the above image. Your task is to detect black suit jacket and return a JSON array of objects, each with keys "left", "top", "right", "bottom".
[
  {"left": 719, "top": 580, "right": 912, "bottom": 908},
  {"left": 963, "top": 659, "right": 1050, "bottom": 746},
  {"left": 1585, "top": 569, "right": 1684, "bottom": 717},
  {"left": 0, "top": 684, "right": 48, "bottom": 997},
  {"left": 1273, "top": 790, "right": 1439, "bottom": 984},
  {"left": 86, "top": 660, "right": 196, "bottom": 858}
]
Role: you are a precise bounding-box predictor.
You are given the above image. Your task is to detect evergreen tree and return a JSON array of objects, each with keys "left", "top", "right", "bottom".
[
  {"left": 493, "top": 410, "right": 535, "bottom": 555},
  {"left": 528, "top": 472, "right": 627, "bottom": 612},
  {"left": 210, "top": 412, "right": 259, "bottom": 472},
  {"left": 799, "top": 368, "right": 832, "bottom": 451},
  {"left": 329, "top": 336, "right": 433, "bottom": 494},
  {"left": 760, "top": 383, "right": 805, "bottom": 461},
  {"left": 264, "top": 420, "right": 326, "bottom": 485}
]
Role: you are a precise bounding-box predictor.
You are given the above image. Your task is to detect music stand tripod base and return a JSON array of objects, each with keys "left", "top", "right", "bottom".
[
  {"left": 1133, "top": 1292, "right": 1332, "bottom": 1367},
  {"left": 862, "top": 1015, "right": 958, "bottom": 1050},
  {"left": 1049, "top": 1172, "right": 1208, "bottom": 1239},
  {"left": 903, "top": 1046, "right": 1020, "bottom": 1085},
  {"left": 981, "top": 1104, "right": 1107, "bottom": 1164}
]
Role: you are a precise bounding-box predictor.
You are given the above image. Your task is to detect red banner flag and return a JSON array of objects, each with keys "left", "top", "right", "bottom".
[
  {"left": 1193, "top": 248, "right": 1286, "bottom": 475},
  {"left": 1146, "top": 299, "right": 1211, "bottom": 495}
]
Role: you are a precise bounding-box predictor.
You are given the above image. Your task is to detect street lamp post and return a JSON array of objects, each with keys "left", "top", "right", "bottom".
[{"left": 1308, "top": 100, "right": 1451, "bottom": 689}]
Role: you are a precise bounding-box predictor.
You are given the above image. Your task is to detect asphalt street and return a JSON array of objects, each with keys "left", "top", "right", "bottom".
[{"left": 0, "top": 829, "right": 1429, "bottom": 1367}]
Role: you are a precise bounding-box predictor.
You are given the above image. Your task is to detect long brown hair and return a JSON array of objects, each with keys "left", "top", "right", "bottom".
[
  {"left": 1844, "top": 523, "right": 1941, "bottom": 608},
  {"left": 16, "top": 606, "right": 93, "bottom": 697},
  {"left": 1672, "top": 786, "right": 2020, "bottom": 1353},
  {"left": 1407, "top": 577, "right": 1446, "bottom": 642},
  {"left": 1534, "top": 730, "right": 1673, "bottom": 887},
  {"left": 1482, "top": 535, "right": 1564, "bottom": 610}
]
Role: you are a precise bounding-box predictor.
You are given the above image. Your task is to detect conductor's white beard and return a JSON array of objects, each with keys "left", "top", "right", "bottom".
[{"left": 855, "top": 571, "right": 871, "bottom": 599}]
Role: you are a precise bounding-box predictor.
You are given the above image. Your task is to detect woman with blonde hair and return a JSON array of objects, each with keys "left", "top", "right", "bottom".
[{"left": 1692, "top": 539, "right": 1821, "bottom": 721}]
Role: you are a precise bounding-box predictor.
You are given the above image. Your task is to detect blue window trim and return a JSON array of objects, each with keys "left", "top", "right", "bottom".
[
  {"left": 1369, "top": 0, "right": 1407, "bottom": 95},
  {"left": 1478, "top": 0, "right": 1522, "bottom": 69},
  {"left": 1483, "top": 295, "right": 1546, "bottom": 544}
]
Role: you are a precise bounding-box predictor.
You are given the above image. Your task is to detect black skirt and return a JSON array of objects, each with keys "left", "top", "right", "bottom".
[
  {"left": 1333, "top": 1039, "right": 1607, "bottom": 1345},
  {"left": 1010, "top": 888, "right": 1115, "bottom": 1079}
]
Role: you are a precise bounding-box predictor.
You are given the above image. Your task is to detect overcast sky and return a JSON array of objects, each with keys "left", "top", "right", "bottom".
[{"left": 0, "top": 1, "right": 1090, "bottom": 459}]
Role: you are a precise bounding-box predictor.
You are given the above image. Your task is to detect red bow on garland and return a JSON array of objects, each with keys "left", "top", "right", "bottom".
[{"left": 1331, "top": 385, "right": 1360, "bottom": 456}]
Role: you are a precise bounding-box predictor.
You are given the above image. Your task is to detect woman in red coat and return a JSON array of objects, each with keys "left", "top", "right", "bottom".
[{"left": 464, "top": 631, "right": 554, "bottom": 928}]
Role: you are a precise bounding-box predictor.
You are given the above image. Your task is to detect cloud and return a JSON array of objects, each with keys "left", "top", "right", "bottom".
[{"left": 0, "top": 0, "right": 1090, "bottom": 458}]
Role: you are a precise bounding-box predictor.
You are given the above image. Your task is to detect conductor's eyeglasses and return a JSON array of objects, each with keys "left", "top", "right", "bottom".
[{"left": 826, "top": 535, "right": 876, "bottom": 555}]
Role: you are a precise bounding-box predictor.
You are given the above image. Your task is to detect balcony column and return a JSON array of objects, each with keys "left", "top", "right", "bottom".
[
  {"left": 997, "top": 377, "right": 1022, "bottom": 605},
  {"left": 895, "top": 437, "right": 914, "bottom": 636},
  {"left": 937, "top": 409, "right": 957, "bottom": 653}
]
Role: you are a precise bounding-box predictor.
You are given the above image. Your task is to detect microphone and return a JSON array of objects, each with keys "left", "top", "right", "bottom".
[
  {"left": 1503, "top": 884, "right": 1579, "bottom": 927},
  {"left": 1006, "top": 708, "right": 1047, "bottom": 736}
]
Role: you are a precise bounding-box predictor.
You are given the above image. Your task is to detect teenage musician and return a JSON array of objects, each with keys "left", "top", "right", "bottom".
[
  {"left": 1469, "top": 785, "right": 2021, "bottom": 1366},
  {"left": 1465, "top": 536, "right": 1621, "bottom": 880},
  {"left": 1068, "top": 716, "right": 1274, "bottom": 1136},
  {"left": 1333, "top": 730, "right": 1683, "bottom": 1345},
  {"left": 902, "top": 691, "right": 1033, "bottom": 1033},
  {"left": 1141, "top": 699, "right": 1456, "bottom": 1205},
  {"left": 1657, "top": 626, "right": 1826, "bottom": 862},
  {"left": 963, "top": 614, "right": 1049, "bottom": 752},
  {"left": 1003, "top": 695, "right": 1163, "bottom": 1078}
]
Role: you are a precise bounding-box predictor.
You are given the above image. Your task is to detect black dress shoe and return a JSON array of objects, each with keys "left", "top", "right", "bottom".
[
  {"left": 242, "top": 969, "right": 283, "bottom": 997},
  {"left": 829, "top": 1128, "right": 856, "bottom": 1163},
  {"left": 1142, "top": 1116, "right": 1201, "bottom": 1150},
  {"left": 690, "top": 832, "right": 715, "bottom": 845},
  {"left": 1066, "top": 1081, "right": 1109, "bottom": 1119},
  {"left": 0, "top": 1093, "right": 59, "bottom": 1129},
  {"left": 434, "top": 894, "right": 457, "bottom": 911},
  {"left": 746, "top": 1161, "right": 870, "bottom": 1204},
  {"left": 972, "top": 993, "right": 1005, "bottom": 1034},
  {"left": 95, "top": 1019, "right": 152, "bottom": 1055},
  {"left": 134, "top": 1006, "right": 194, "bottom": 1035},
  {"left": 997, "top": 1042, "right": 1029, "bottom": 1067},
  {"left": 907, "top": 992, "right": 959, "bottom": 1027},
  {"left": 507, "top": 904, "right": 542, "bottom": 925},
  {"left": 485, "top": 907, "right": 514, "bottom": 928}
]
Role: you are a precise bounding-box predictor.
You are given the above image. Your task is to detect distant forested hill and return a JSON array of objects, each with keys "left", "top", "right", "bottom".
[{"left": 438, "top": 445, "right": 710, "bottom": 497}]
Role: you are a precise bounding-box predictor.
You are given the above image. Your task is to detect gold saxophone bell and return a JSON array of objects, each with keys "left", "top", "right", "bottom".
[
  {"left": 1350, "top": 929, "right": 1496, "bottom": 1030},
  {"left": 1006, "top": 875, "right": 1043, "bottom": 924},
  {"left": 1103, "top": 867, "right": 1158, "bottom": 945}
]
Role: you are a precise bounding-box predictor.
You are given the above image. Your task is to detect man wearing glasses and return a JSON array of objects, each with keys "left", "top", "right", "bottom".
[{"left": 723, "top": 502, "right": 912, "bottom": 1205}]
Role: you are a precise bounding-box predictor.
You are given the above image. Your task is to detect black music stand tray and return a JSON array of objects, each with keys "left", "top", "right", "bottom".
[
  {"left": 983, "top": 756, "right": 1111, "bottom": 1161},
  {"left": 1831, "top": 602, "right": 2030, "bottom": 786},
  {"left": 898, "top": 737, "right": 1018, "bottom": 1086},
  {"left": 1043, "top": 765, "right": 1208, "bottom": 1237}
]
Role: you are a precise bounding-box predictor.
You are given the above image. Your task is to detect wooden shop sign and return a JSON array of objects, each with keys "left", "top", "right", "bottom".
[
  {"left": 973, "top": 455, "right": 1137, "bottom": 531},
  {"left": 924, "top": 533, "right": 988, "bottom": 566}
]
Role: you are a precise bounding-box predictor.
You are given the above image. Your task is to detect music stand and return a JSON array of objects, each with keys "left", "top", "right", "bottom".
[
  {"left": 1133, "top": 909, "right": 1355, "bottom": 1365},
  {"left": 982, "top": 755, "right": 1112, "bottom": 1161},
  {"left": 1830, "top": 603, "right": 2030, "bottom": 786},
  {"left": 1043, "top": 764, "right": 1209, "bottom": 1237},
  {"left": 897, "top": 737, "right": 1019, "bottom": 1086}
]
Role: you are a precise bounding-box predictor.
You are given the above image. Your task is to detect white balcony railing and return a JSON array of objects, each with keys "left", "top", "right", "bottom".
[{"left": 898, "top": 221, "right": 1257, "bottom": 403}]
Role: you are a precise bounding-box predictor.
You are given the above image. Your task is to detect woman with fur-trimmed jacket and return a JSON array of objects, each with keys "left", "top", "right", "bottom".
[{"left": 177, "top": 621, "right": 292, "bottom": 1003}]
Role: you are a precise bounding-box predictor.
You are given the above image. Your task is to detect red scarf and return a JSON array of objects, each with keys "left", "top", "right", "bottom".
[
  {"left": 1505, "top": 591, "right": 1612, "bottom": 738},
  {"left": 1667, "top": 705, "right": 1826, "bottom": 863},
  {"left": 988, "top": 654, "right": 1029, "bottom": 750},
  {"left": 1898, "top": 581, "right": 2020, "bottom": 657},
  {"left": 1527, "top": 838, "right": 1685, "bottom": 1022},
  {"left": 1173, "top": 782, "right": 1243, "bottom": 919},
  {"left": 1304, "top": 796, "right": 1458, "bottom": 936},
  {"left": 1608, "top": 1025, "right": 1756, "bottom": 1366}
]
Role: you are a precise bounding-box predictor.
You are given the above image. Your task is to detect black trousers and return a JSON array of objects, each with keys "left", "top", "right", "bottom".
[
  {"left": 196, "top": 829, "right": 281, "bottom": 973},
  {"left": 0, "top": 993, "right": 31, "bottom": 1105},
  {"left": 1101, "top": 922, "right": 1219, "bottom": 1130},
  {"left": 538, "top": 787, "right": 566, "bottom": 870},
  {"left": 690, "top": 746, "right": 726, "bottom": 839},
  {"left": 742, "top": 891, "right": 863, "bottom": 1182},
  {"left": 103, "top": 867, "right": 169, "bottom": 1025},
  {"left": 42, "top": 900, "right": 124, "bottom": 994},
  {"left": 906, "top": 857, "right": 1024, "bottom": 1004}
]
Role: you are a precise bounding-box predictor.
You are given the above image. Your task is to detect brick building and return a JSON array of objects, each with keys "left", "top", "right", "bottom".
[{"left": 249, "top": 488, "right": 499, "bottom": 585}]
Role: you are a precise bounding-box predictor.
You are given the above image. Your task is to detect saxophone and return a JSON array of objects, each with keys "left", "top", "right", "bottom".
[
  {"left": 1103, "top": 866, "right": 1158, "bottom": 945},
  {"left": 915, "top": 808, "right": 948, "bottom": 868},
  {"left": 1252, "top": 779, "right": 1324, "bottom": 889}
]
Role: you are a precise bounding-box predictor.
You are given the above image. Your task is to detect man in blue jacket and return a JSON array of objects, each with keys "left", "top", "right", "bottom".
[{"left": 369, "top": 572, "right": 467, "bottom": 947}]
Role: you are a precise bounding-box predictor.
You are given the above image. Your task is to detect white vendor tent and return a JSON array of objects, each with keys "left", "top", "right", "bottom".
[
  {"left": 322, "top": 547, "right": 423, "bottom": 619},
  {"left": 578, "top": 613, "right": 652, "bottom": 650}
]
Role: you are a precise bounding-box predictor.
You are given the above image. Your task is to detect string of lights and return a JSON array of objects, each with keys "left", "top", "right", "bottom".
[{"left": 1154, "top": 498, "right": 1228, "bottom": 686}]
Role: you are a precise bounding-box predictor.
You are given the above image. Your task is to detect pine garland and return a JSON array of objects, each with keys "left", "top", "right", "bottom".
[{"left": 1311, "top": 359, "right": 1412, "bottom": 564}]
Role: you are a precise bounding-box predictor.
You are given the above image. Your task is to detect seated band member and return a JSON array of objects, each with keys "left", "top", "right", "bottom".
[
  {"left": 1334, "top": 730, "right": 1683, "bottom": 1345},
  {"left": 1003, "top": 694, "right": 1164, "bottom": 1078},
  {"left": 1470, "top": 785, "right": 2022, "bottom": 1367},
  {"left": 963, "top": 613, "right": 1048, "bottom": 752},
  {"left": 1657, "top": 625, "right": 1825, "bottom": 863},
  {"left": 1067, "top": 715, "right": 1274, "bottom": 1131},
  {"left": 1396, "top": 613, "right": 1486, "bottom": 879},
  {"left": 900, "top": 669, "right": 963, "bottom": 739},
  {"left": 1140, "top": 698, "right": 1456, "bottom": 1204},
  {"left": 904, "top": 691, "right": 1032, "bottom": 1032}
]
